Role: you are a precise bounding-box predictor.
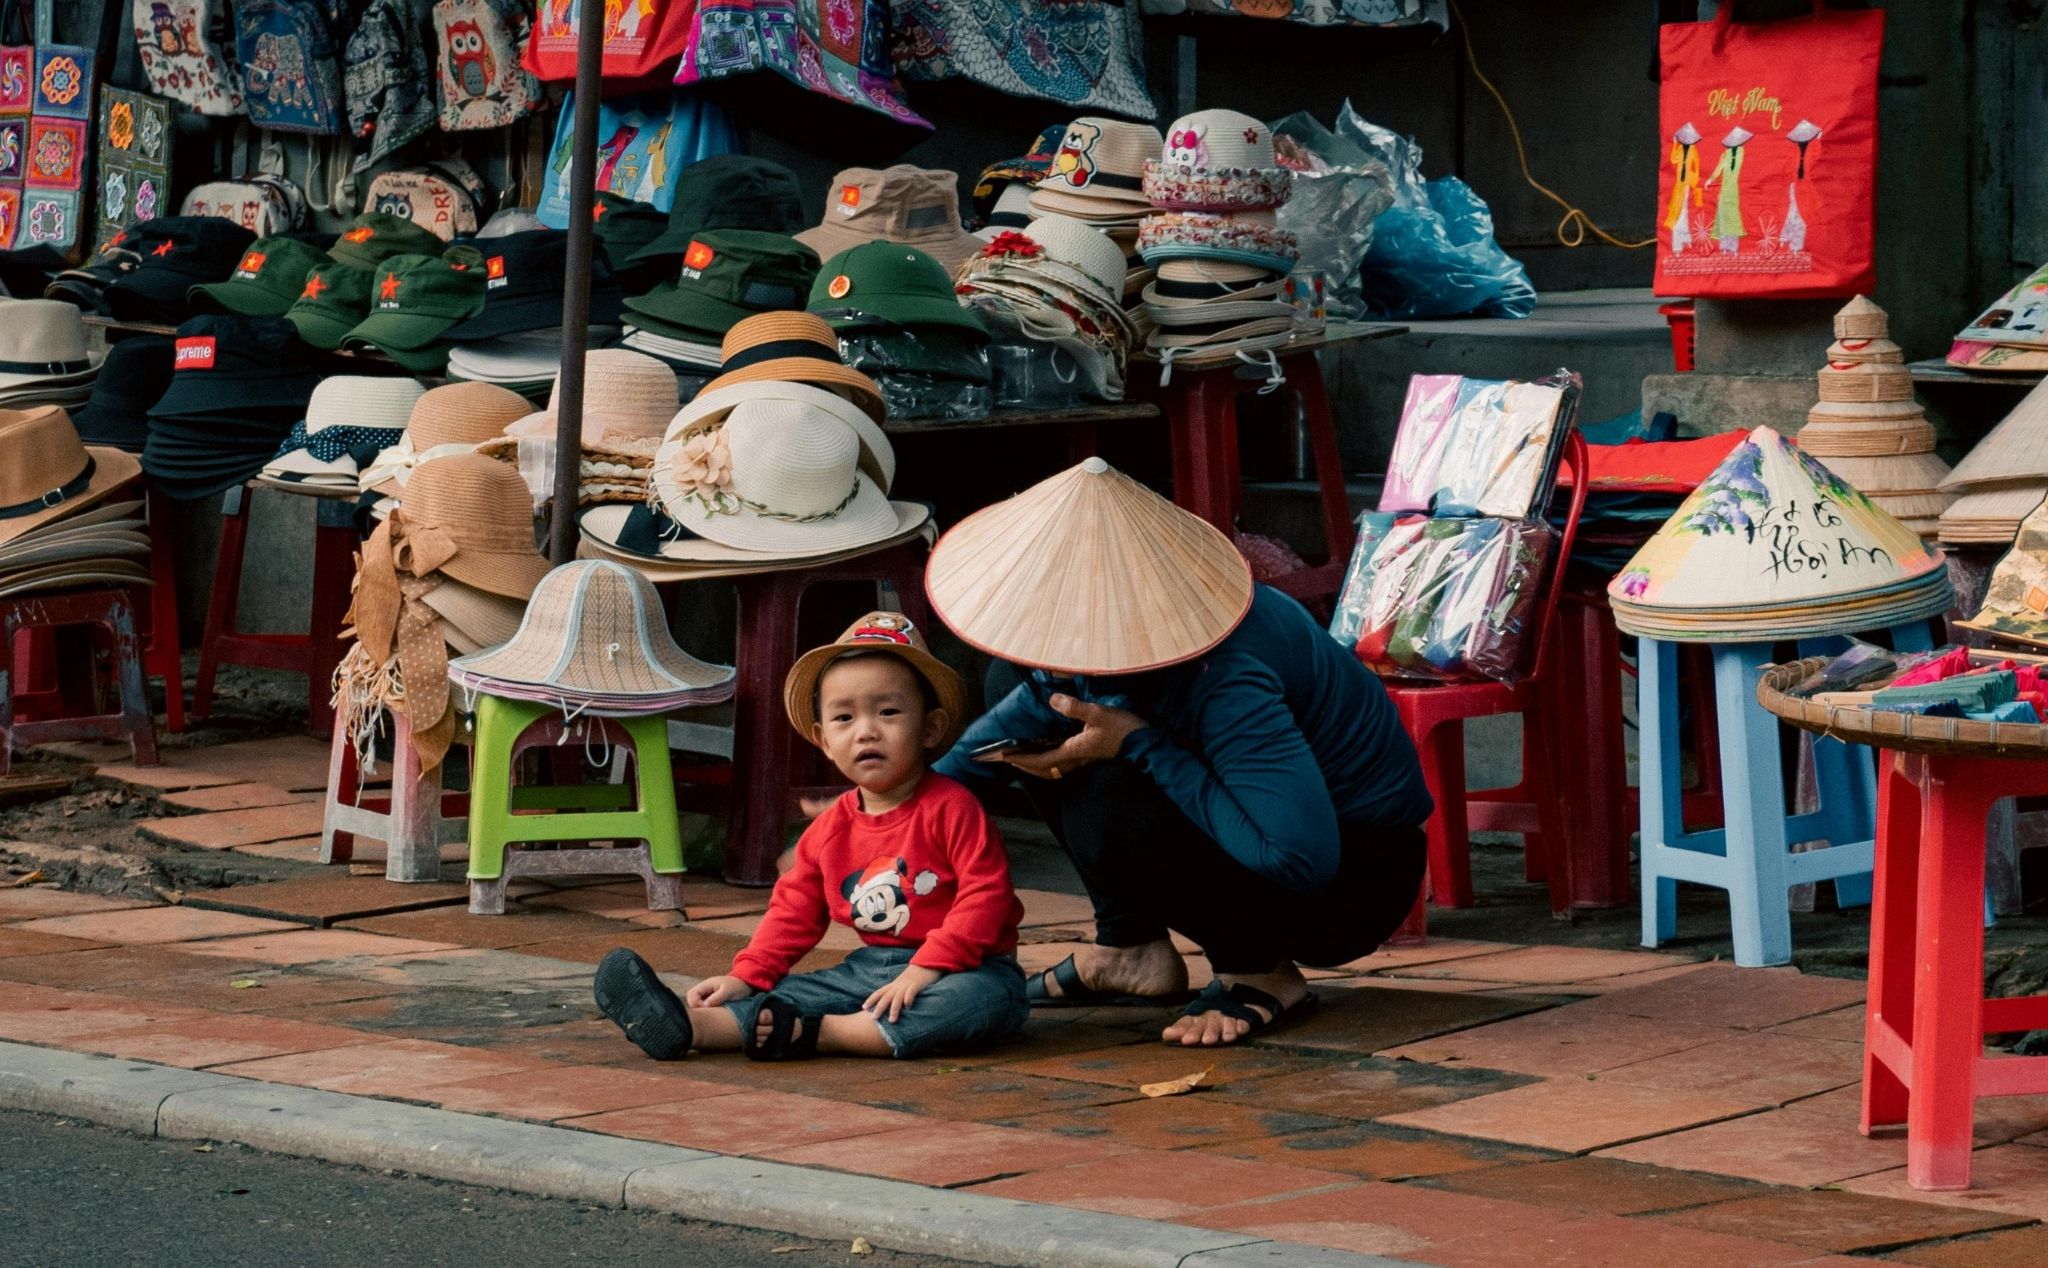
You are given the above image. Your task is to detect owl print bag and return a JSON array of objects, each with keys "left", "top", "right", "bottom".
[
  {"left": 133, "top": 0, "right": 245, "bottom": 116},
  {"left": 434, "top": 0, "right": 542, "bottom": 131},
  {"left": 1654, "top": 1, "right": 1882, "bottom": 299}
]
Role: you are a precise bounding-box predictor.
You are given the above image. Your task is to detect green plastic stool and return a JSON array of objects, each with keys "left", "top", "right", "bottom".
[{"left": 465, "top": 694, "right": 685, "bottom": 915}]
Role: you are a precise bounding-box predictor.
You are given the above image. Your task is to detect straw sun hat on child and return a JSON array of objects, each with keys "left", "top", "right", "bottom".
[
  {"left": 925, "top": 457, "right": 1254, "bottom": 675},
  {"left": 783, "top": 610, "right": 969, "bottom": 750}
]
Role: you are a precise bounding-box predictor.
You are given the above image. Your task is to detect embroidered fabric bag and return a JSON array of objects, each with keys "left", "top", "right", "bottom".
[
  {"left": 133, "top": 0, "right": 245, "bottom": 116},
  {"left": 19, "top": 41, "right": 95, "bottom": 253},
  {"left": 433, "top": 0, "right": 542, "bottom": 131},
  {"left": 677, "top": 0, "right": 924, "bottom": 126},
  {"left": 889, "top": 0, "right": 1152, "bottom": 120},
  {"left": 1654, "top": 1, "right": 1882, "bottom": 299},
  {"left": 234, "top": 0, "right": 348, "bottom": 134},
  {"left": 345, "top": 0, "right": 437, "bottom": 168},
  {"left": 181, "top": 173, "right": 306, "bottom": 236},
  {"left": 95, "top": 87, "right": 174, "bottom": 250},
  {"left": 524, "top": 0, "right": 692, "bottom": 91},
  {"left": 364, "top": 160, "right": 488, "bottom": 240}
]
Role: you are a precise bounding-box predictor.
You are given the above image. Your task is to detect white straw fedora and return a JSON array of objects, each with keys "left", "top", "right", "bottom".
[{"left": 0, "top": 300, "right": 101, "bottom": 395}]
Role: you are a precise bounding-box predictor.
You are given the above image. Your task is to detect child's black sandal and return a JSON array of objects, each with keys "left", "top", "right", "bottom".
[
  {"left": 743, "top": 993, "right": 823, "bottom": 1061},
  {"left": 593, "top": 949, "right": 694, "bottom": 1060}
]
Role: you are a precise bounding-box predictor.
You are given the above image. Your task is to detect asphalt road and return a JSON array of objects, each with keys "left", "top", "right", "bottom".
[{"left": 0, "top": 1108, "right": 971, "bottom": 1268}]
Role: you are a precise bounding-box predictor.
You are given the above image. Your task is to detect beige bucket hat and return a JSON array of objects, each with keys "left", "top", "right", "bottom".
[
  {"left": 670, "top": 377, "right": 895, "bottom": 494},
  {"left": 419, "top": 577, "right": 528, "bottom": 654},
  {"left": 925, "top": 457, "right": 1254, "bottom": 674},
  {"left": 783, "top": 610, "right": 968, "bottom": 750},
  {"left": 795, "top": 167, "right": 984, "bottom": 274},
  {"left": 0, "top": 407, "right": 142, "bottom": 547}
]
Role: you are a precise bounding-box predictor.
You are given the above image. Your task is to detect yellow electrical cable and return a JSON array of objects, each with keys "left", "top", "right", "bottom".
[{"left": 1449, "top": 0, "right": 1654, "bottom": 249}]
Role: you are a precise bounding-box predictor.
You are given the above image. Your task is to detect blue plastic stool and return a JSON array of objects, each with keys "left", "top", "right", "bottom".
[{"left": 1638, "top": 622, "right": 1936, "bottom": 967}]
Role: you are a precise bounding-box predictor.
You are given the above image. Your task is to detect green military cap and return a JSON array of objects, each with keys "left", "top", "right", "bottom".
[
  {"left": 621, "top": 229, "right": 819, "bottom": 340},
  {"left": 329, "top": 213, "right": 448, "bottom": 271},
  {"left": 283, "top": 261, "right": 376, "bottom": 351},
  {"left": 339, "top": 253, "right": 486, "bottom": 373},
  {"left": 188, "top": 237, "right": 332, "bottom": 317},
  {"left": 808, "top": 242, "right": 987, "bottom": 335}
]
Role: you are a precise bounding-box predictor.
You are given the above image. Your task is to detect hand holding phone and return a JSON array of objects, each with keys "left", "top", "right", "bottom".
[{"left": 970, "top": 737, "right": 1062, "bottom": 762}]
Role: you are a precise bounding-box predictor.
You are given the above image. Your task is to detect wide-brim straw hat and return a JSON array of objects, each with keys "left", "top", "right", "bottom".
[
  {"left": 670, "top": 378, "right": 895, "bottom": 495},
  {"left": 1143, "top": 109, "right": 1291, "bottom": 213},
  {"left": 0, "top": 406, "right": 142, "bottom": 547},
  {"left": 579, "top": 500, "right": 932, "bottom": 572},
  {"left": 419, "top": 576, "right": 527, "bottom": 653},
  {"left": 449, "top": 559, "right": 733, "bottom": 703},
  {"left": 499, "top": 349, "right": 679, "bottom": 450},
  {"left": 1149, "top": 314, "right": 1296, "bottom": 349},
  {"left": 783, "top": 610, "right": 968, "bottom": 750},
  {"left": 365, "top": 382, "right": 535, "bottom": 497},
  {"left": 398, "top": 452, "right": 550, "bottom": 600},
  {"left": 926, "top": 457, "right": 1253, "bottom": 674},
  {"left": 1939, "top": 481, "right": 2048, "bottom": 544},
  {"left": 697, "top": 311, "right": 886, "bottom": 426}
]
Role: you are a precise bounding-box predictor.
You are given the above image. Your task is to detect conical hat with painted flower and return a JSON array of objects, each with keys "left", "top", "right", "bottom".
[{"left": 1609, "top": 426, "right": 1944, "bottom": 614}]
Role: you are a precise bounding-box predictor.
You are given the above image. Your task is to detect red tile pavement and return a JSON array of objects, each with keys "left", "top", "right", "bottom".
[
  {"left": 428, "top": 1064, "right": 745, "bottom": 1120},
  {"left": 1889, "top": 1223, "right": 2048, "bottom": 1266},
  {"left": 1599, "top": 1105, "right": 1907, "bottom": 1186},
  {"left": 1383, "top": 1078, "right": 1758, "bottom": 1154},
  {"left": 996, "top": 1093, "right": 1342, "bottom": 1151},
  {"left": 84, "top": 759, "right": 240, "bottom": 791},
  {"left": 161, "top": 783, "right": 315, "bottom": 812},
  {"left": 1391, "top": 946, "right": 1700, "bottom": 985},
  {"left": 1380, "top": 1006, "right": 1733, "bottom": 1078},
  {"left": 1001, "top": 1039, "right": 1325, "bottom": 1089},
  {"left": 571, "top": 1089, "right": 927, "bottom": 1156},
  {"left": 1186, "top": 1178, "right": 1561, "bottom": 1258},
  {"left": 210, "top": 1038, "right": 552, "bottom": 1096},
  {"left": 1765, "top": 1006, "right": 1865, "bottom": 1042},
  {"left": 1420, "top": 1155, "right": 1769, "bottom": 1216},
  {"left": 1840, "top": 1144, "right": 2048, "bottom": 1220},
  {"left": 967, "top": 1152, "right": 1354, "bottom": 1222},
  {"left": 180, "top": 875, "right": 470, "bottom": 927},
  {"left": 91, "top": 969, "right": 406, "bottom": 1015},
  {"left": 0, "top": 988, "right": 209, "bottom": 1043},
  {"left": 62, "top": 1012, "right": 384, "bottom": 1068},
  {"left": 0, "top": 929, "right": 113, "bottom": 958},
  {"left": 95, "top": 736, "right": 345, "bottom": 793},
  {"left": 174, "top": 930, "right": 459, "bottom": 966},
  {"left": 13, "top": 907, "right": 300, "bottom": 945},
  {"left": 138, "top": 803, "right": 328, "bottom": 850},
  {"left": 228, "top": 838, "right": 327, "bottom": 863},
  {"left": 1217, "top": 1059, "right": 1530, "bottom": 1120},
  {"left": 0, "top": 890, "right": 153, "bottom": 921},
  {"left": 1422, "top": 1211, "right": 1815, "bottom": 1267},
  {"left": 1594, "top": 1032, "right": 1865, "bottom": 1107},
  {"left": 1195, "top": 1123, "right": 1552, "bottom": 1181},
  {"left": 1485, "top": 963, "right": 1722, "bottom": 997},
  {"left": 1577, "top": 964, "right": 1866, "bottom": 1030},
  {"left": 828, "top": 1068, "right": 1139, "bottom": 1121},
  {"left": 1013, "top": 888, "right": 1099, "bottom": 927},
  {"left": 1651, "top": 1188, "right": 2028, "bottom": 1254},
  {"left": 763, "top": 1120, "right": 1137, "bottom": 1187},
  {"left": 0, "top": 943, "right": 240, "bottom": 990},
  {"left": 1336, "top": 939, "right": 1524, "bottom": 973},
  {"left": 338, "top": 905, "right": 630, "bottom": 950}
]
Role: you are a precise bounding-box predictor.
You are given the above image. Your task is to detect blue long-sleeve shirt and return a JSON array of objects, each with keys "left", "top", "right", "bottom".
[{"left": 934, "top": 586, "right": 1433, "bottom": 894}]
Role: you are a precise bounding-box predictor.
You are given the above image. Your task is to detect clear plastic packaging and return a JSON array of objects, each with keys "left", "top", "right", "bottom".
[
  {"left": 988, "top": 339, "right": 1098, "bottom": 409},
  {"left": 1270, "top": 108, "right": 1398, "bottom": 322},
  {"left": 1349, "top": 516, "right": 1558, "bottom": 685},
  {"left": 834, "top": 327, "right": 993, "bottom": 422},
  {"left": 1329, "top": 510, "right": 1409, "bottom": 646},
  {"left": 1378, "top": 374, "right": 1462, "bottom": 512}
]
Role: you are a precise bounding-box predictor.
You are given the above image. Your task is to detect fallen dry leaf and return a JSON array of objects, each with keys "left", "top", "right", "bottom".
[
  {"left": 768, "top": 1249, "right": 812, "bottom": 1256},
  {"left": 850, "top": 1237, "right": 874, "bottom": 1255},
  {"left": 348, "top": 864, "right": 382, "bottom": 877},
  {"left": 192, "top": 1144, "right": 213, "bottom": 1153},
  {"left": 230, "top": 979, "right": 261, "bottom": 990},
  {"left": 1140, "top": 1065, "right": 1214, "bottom": 1098},
  {"left": 7, "top": 870, "right": 43, "bottom": 888}
]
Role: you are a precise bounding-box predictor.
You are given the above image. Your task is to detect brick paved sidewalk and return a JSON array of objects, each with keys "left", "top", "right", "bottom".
[{"left": 6, "top": 738, "right": 2048, "bottom": 1264}]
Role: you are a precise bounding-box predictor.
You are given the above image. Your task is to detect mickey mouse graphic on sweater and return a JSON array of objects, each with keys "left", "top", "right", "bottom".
[{"left": 843, "top": 857, "right": 940, "bottom": 936}]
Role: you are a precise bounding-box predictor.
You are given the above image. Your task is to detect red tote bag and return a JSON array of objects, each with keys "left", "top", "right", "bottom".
[
  {"left": 524, "top": 0, "right": 692, "bottom": 91},
  {"left": 1654, "top": 2, "right": 1883, "bottom": 300}
]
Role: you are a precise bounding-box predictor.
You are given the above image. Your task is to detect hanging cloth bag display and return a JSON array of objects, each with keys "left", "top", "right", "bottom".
[
  {"left": 234, "top": 0, "right": 348, "bottom": 134},
  {"left": 133, "top": 0, "right": 245, "bottom": 117},
  {"left": 1654, "top": 1, "right": 1881, "bottom": 300},
  {"left": 523, "top": 0, "right": 693, "bottom": 94},
  {"left": 14, "top": 0, "right": 98, "bottom": 255}
]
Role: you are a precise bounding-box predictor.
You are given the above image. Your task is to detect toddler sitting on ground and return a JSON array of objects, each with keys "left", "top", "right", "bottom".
[{"left": 594, "top": 612, "right": 1028, "bottom": 1061}]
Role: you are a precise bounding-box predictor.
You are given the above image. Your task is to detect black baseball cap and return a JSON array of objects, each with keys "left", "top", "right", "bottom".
[
  {"left": 105, "top": 217, "right": 258, "bottom": 324},
  {"left": 440, "top": 230, "right": 624, "bottom": 342}
]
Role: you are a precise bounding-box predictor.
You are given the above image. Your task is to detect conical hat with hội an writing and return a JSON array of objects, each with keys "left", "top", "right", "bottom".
[{"left": 1609, "top": 426, "right": 1944, "bottom": 614}]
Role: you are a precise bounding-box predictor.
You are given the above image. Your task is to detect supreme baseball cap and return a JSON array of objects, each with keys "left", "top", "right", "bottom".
[{"left": 188, "top": 237, "right": 331, "bottom": 317}]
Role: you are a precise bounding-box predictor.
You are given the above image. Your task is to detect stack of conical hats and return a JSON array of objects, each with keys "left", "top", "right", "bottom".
[
  {"left": 1796, "top": 297, "right": 1952, "bottom": 540},
  {"left": 1937, "top": 378, "right": 2048, "bottom": 546},
  {"left": 1609, "top": 425, "right": 1953, "bottom": 641}
]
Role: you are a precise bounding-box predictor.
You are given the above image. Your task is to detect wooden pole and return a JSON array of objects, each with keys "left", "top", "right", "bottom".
[{"left": 547, "top": 0, "right": 606, "bottom": 564}]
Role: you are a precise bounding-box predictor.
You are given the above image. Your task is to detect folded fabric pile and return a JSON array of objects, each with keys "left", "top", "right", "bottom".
[
  {"left": 71, "top": 334, "right": 172, "bottom": 452},
  {"left": 0, "top": 405, "right": 149, "bottom": 598},
  {"left": 957, "top": 214, "right": 1136, "bottom": 401},
  {"left": 1937, "top": 378, "right": 2048, "bottom": 547},
  {"left": 261, "top": 376, "right": 425, "bottom": 492},
  {"left": 621, "top": 230, "right": 819, "bottom": 388},
  {"left": 444, "top": 230, "right": 624, "bottom": 402},
  {"left": 144, "top": 315, "right": 325, "bottom": 501},
  {"left": 0, "top": 299, "right": 100, "bottom": 412},
  {"left": 1029, "top": 118, "right": 1164, "bottom": 304},
  {"left": 809, "top": 242, "right": 991, "bottom": 420},
  {"left": 1610, "top": 425, "right": 1954, "bottom": 641},
  {"left": 448, "top": 559, "right": 735, "bottom": 716},
  {"left": 1139, "top": 109, "right": 1303, "bottom": 371},
  {"left": 360, "top": 381, "right": 536, "bottom": 510},
  {"left": 1797, "top": 297, "right": 1952, "bottom": 540},
  {"left": 1332, "top": 513, "right": 1556, "bottom": 683},
  {"left": 795, "top": 166, "right": 983, "bottom": 276},
  {"left": 481, "top": 349, "right": 680, "bottom": 507},
  {"left": 334, "top": 452, "right": 549, "bottom": 774},
  {"left": 46, "top": 217, "right": 255, "bottom": 324},
  {"left": 1948, "top": 260, "right": 2048, "bottom": 373}
]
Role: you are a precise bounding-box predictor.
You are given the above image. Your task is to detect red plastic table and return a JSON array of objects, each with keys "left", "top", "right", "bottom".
[{"left": 1862, "top": 748, "right": 2048, "bottom": 1190}]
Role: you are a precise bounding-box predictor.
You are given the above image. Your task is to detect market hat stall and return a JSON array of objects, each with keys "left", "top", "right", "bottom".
[
  {"left": 1609, "top": 425, "right": 1954, "bottom": 641},
  {"left": 144, "top": 315, "right": 326, "bottom": 502},
  {"left": 1937, "top": 379, "right": 2048, "bottom": 545},
  {"left": 627, "top": 154, "right": 807, "bottom": 271},
  {"left": 1028, "top": 119, "right": 1165, "bottom": 227},
  {"left": 621, "top": 231, "right": 821, "bottom": 379},
  {"left": 103, "top": 217, "right": 258, "bottom": 325},
  {"left": 957, "top": 213, "right": 1137, "bottom": 401},
  {"left": 808, "top": 242, "right": 992, "bottom": 421},
  {"left": 1796, "top": 297, "right": 1953, "bottom": 540},
  {"left": 188, "top": 237, "right": 330, "bottom": 318},
  {"left": 339, "top": 253, "right": 488, "bottom": 374}
]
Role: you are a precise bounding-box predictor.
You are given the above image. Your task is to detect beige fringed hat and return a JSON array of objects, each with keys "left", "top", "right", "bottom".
[
  {"left": 925, "top": 457, "right": 1254, "bottom": 674},
  {"left": 394, "top": 453, "right": 550, "bottom": 600}
]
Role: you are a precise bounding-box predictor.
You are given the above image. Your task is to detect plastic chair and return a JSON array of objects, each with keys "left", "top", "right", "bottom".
[
  {"left": 322, "top": 710, "right": 470, "bottom": 883},
  {"left": 1386, "top": 430, "right": 1592, "bottom": 925},
  {"left": 0, "top": 588, "right": 159, "bottom": 773},
  {"left": 1637, "top": 620, "right": 1936, "bottom": 968},
  {"left": 465, "top": 695, "right": 683, "bottom": 915}
]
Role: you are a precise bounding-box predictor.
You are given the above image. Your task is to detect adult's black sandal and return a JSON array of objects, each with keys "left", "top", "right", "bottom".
[
  {"left": 1027, "top": 954, "right": 1197, "bottom": 1009},
  {"left": 743, "top": 992, "right": 823, "bottom": 1062},
  {"left": 1171, "top": 980, "right": 1319, "bottom": 1043},
  {"left": 593, "top": 948, "right": 693, "bottom": 1060}
]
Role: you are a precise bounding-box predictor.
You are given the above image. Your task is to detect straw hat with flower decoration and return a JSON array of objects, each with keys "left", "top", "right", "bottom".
[{"left": 784, "top": 610, "right": 968, "bottom": 750}]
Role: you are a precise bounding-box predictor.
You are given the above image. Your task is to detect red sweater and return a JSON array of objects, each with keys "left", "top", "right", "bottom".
[{"left": 730, "top": 773, "right": 1025, "bottom": 991}]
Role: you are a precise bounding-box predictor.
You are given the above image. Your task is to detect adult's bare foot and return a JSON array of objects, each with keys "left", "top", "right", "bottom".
[
  {"left": 1037, "top": 939, "right": 1188, "bottom": 1001},
  {"left": 1162, "top": 963, "right": 1311, "bottom": 1047}
]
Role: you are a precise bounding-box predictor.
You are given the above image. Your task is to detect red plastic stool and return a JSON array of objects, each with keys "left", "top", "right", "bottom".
[
  {"left": 0, "top": 588, "right": 159, "bottom": 773},
  {"left": 723, "top": 537, "right": 931, "bottom": 886},
  {"left": 193, "top": 482, "right": 358, "bottom": 737},
  {"left": 1861, "top": 749, "right": 2048, "bottom": 1190},
  {"left": 322, "top": 710, "right": 470, "bottom": 883}
]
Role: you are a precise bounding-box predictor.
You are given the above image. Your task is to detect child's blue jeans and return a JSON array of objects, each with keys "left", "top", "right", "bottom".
[{"left": 726, "top": 946, "right": 1029, "bottom": 1058}]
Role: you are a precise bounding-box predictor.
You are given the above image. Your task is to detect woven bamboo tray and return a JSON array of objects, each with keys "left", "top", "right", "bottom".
[{"left": 1757, "top": 653, "right": 2048, "bottom": 759}]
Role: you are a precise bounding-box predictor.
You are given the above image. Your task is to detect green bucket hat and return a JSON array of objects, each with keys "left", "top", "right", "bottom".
[
  {"left": 621, "top": 230, "right": 819, "bottom": 340},
  {"left": 188, "top": 237, "right": 331, "bottom": 317},
  {"left": 329, "top": 213, "right": 448, "bottom": 271},
  {"left": 283, "top": 261, "right": 375, "bottom": 351},
  {"left": 340, "top": 253, "right": 486, "bottom": 372},
  {"left": 627, "top": 155, "right": 806, "bottom": 268},
  {"left": 593, "top": 192, "right": 668, "bottom": 262},
  {"left": 809, "top": 242, "right": 987, "bottom": 335}
]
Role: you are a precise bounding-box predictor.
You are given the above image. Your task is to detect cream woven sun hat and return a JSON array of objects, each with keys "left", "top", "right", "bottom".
[
  {"left": 925, "top": 457, "right": 1254, "bottom": 674},
  {"left": 418, "top": 578, "right": 527, "bottom": 654},
  {"left": 447, "top": 559, "right": 733, "bottom": 710},
  {"left": 501, "top": 348, "right": 679, "bottom": 452},
  {"left": 1028, "top": 118, "right": 1164, "bottom": 220},
  {"left": 1014, "top": 214, "right": 1126, "bottom": 304},
  {"left": 668, "top": 378, "right": 894, "bottom": 494},
  {"left": 651, "top": 391, "right": 903, "bottom": 555},
  {"left": 363, "top": 381, "right": 534, "bottom": 497},
  {"left": 1143, "top": 108, "right": 1293, "bottom": 213}
]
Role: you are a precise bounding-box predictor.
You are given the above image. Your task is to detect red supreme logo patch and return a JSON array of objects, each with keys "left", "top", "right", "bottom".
[{"left": 174, "top": 337, "right": 217, "bottom": 370}]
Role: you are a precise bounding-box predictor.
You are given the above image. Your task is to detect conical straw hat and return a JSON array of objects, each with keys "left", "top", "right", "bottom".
[
  {"left": 1940, "top": 378, "right": 2048, "bottom": 489},
  {"left": 1815, "top": 451, "right": 1953, "bottom": 497},
  {"left": 925, "top": 457, "right": 1253, "bottom": 674},
  {"left": 1956, "top": 493, "right": 2048, "bottom": 646},
  {"left": 1609, "top": 425, "right": 1944, "bottom": 613},
  {"left": 1797, "top": 416, "right": 1937, "bottom": 456},
  {"left": 1827, "top": 336, "right": 1903, "bottom": 364},
  {"left": 1834, "top": 295, "right": 1889, "bottom": 341},
  {"left": 1816, "top": 362, "right": 1915, "bottom": 404},
  {"left": 449, "top": 559, "right": 733, "bottom": 702},
  {"left": 1939, "top": 481, "right": 2048, "bottom": 544}
]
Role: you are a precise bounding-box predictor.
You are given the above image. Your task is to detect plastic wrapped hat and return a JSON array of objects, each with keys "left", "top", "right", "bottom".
[
  {"left": 1609, "top": 425, "right": 1952, "bottom": 640},
  {"left": 926, "top": 457, "right": 1254, "bottom": 673}
]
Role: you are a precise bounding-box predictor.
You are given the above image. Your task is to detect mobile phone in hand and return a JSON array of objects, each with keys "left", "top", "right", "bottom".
[{"left": 970, "top": 737, "right": 1061, "bottom": 761}]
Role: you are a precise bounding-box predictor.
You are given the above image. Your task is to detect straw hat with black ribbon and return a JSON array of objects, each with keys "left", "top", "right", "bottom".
[
  {"left": 334, "top": 452, "right": 547, "bottom": 774},
  {"left": 925, "top": 457, "right": 1254, "bottom": 674},
  {"left": 0, "top": 405, "right": 142, "bottom": 547},
  {"left": 783, "top": 610, "right": 968, "bottom": 750},
  {"left": 0, "top": 300, "right": 102, "bottom": 409},
  {"left": 697, "top": 311, "right": 886, "bottom": 425}
]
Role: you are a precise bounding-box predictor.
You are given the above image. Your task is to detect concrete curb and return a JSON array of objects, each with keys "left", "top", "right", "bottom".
[{"left": 0, "top": 1043, "right": 1416, "bottom": 1268}]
